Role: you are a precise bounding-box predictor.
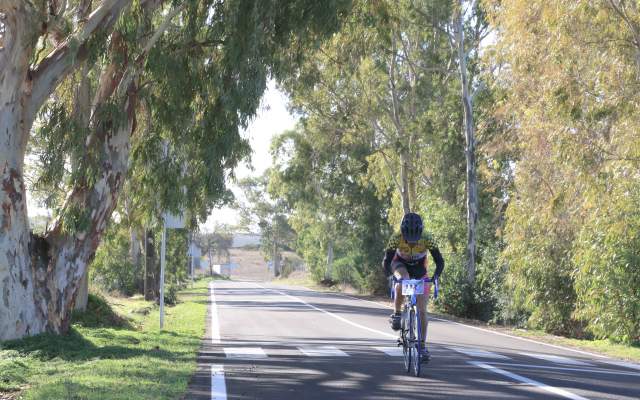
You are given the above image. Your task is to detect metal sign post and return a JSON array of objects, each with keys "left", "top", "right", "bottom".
[
  {"left": 159, "top": 221, "right": 167, "bottom": 329},
  {"left": 159, "top": 211, "right": 185, "bottom": 330}
]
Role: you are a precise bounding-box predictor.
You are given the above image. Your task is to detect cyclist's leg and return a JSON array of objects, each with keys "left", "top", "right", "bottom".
[
  {"left": 389, "top": 260, "right": 409, "bottom": 331},
  {"left": 392, "top": 263, "right": 409, "bottom": 314},
  {"left": 407, "top": 259, "right": 429, "bottom": 345},
  {"left": 417, "top": 293, "right": 428, "bottom": 343}
]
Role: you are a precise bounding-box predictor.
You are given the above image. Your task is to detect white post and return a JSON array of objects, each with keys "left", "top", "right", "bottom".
[
  {"left": 190, "top": 252, "right": 195, "bottom": 284},
  {"left": 160, "top": 221, "right": 167, "bottom": 329}
]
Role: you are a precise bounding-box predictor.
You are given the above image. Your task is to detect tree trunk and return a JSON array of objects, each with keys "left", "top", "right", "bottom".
[
  {"left": 273, "top": 240, "right": 280, "bottom": 277},
  {"left": 144, "top": 229, "right": 157, "bottom": 301},
  {"left": 0, "top": 5, "right": 49, "bottom": 340},
  {"left": 326, "top": 239, "right": 334, "bottom": 281},
  {"left": 456, "top": 4, "right": 479, "bottom": 285},
  {"left": 73, "top": 63, "right": 92, "bottom": 312},
  {"left": 399, "top": 149, "right": 412, "bottom": 214}
]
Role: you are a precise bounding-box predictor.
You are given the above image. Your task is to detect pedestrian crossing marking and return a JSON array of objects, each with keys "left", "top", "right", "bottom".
[
  {"left": 224, "top": 347, "right": 268, "bottom": 359},
  {"left": 519, "top": 352, "right": 592, "bottom": 366},
  {"left": 298, "top": 346, "right": 349, "bottom": 357},
  {"left": 449, "top": 347, "right": 511, "bottom": 359},
  {"left": 374, "top": 347, "right": 404, "bottom": 357}
]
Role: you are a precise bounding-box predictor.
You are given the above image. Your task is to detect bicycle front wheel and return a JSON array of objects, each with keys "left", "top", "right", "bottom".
[
  {"left": 411, "top": 308, "right": 421, "bottom": 377},
  {"left": 402, "top": 310, "right": 411, "bottom": 372}
]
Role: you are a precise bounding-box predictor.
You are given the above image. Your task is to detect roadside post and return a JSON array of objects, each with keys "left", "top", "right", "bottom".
[{"left": 160, "top": 211, "right": 185, "bottom": 329}]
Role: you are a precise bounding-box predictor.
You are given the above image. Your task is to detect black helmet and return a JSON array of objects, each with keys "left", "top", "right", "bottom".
[{"left": 401, "top": 212, "right": 423, "bottom": 243}]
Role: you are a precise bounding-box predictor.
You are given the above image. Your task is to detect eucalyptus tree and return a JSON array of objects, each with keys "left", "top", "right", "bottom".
[
  {"left": 0, "top": 0, "right": 351, "bottom": 340},
  {"left": 281, "top": 0, "right": 455, "bottom": 217},
  {"left": 490, "top": 0, "right": 640, "bottom": 339}
]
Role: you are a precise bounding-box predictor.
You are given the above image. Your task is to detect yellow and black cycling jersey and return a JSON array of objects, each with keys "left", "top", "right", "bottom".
[{"left": 385, "top": 231, "right": 437, "bottom": 262}]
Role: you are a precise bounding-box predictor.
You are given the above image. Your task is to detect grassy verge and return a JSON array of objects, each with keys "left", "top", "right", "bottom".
[
  {"left": 507, "top": 329, "right": 640, "bottom": 362},
  {"left": 0, "top": 279, "right": 211, "bottom": 400}
]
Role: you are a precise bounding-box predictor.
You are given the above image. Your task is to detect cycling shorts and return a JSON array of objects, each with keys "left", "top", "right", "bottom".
[{"left": 391, "top": 255, "right": 427, "bottom": 279}]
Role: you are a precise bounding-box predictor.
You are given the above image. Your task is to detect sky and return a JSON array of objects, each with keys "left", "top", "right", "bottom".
[{"left": 200, "top": 80, "right": 297, "bottom": 232}]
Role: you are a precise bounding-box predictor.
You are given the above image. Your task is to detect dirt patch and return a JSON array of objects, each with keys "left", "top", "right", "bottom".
[
  {"left": 228, "top": 248, "right": 272, "bottom": 281},
  {"left": 0, "top": 390, "right": 23, "bottom": 400}
]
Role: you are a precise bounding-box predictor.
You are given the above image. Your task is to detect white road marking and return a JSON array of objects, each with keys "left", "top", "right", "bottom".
[
  {"left": 375, "top": 347, "right": 404, "bottom": 357},
  {"left": 210, "top": 282, "right": 221, "bottom": 345},
  {"left": 254, "top": 283, "right": 398, "bottom": 339},
  {"left": 224, "top": 347, "right": 268, "bottom": 359},
  {"left": 209, "top": 282, "right": 227, "bottom": 400},
  {"left": 486, "top": 362, "right": 640, "bottom": 377},
  {"left": 520, "top": 352, "right": 593, "bottom": 366},
  {"left": 211, "top": 364, "right": 227, "bottom": 400},
  {"left": 209, "top": 281, "right": 227, "bottom": 400},
  {"left": 449, "top": 346, "right": 511, "bottom": 360},
  {"left": 298, "top": 346, "right": 349, "bottom": 357},
  {"left": 469, "top": 361, "right": 591, "bottom": 400}
]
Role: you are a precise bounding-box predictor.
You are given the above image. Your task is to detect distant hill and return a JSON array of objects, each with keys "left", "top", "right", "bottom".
[{"left": 232, "top": 233, "right": 261, "bottom": 248}]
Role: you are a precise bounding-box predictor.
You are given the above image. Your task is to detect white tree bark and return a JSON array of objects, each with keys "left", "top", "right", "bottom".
[
  {"left": 0, "top": 3, "right": 47, "bottom": 340},
  {"left": 455, "top": 2, "right": 479, "bottom": 285},
  {"left": 0, "top": 0, "right": 136, "bottom": 339}
]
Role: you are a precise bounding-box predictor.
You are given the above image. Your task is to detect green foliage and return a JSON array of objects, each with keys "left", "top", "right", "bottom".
[
  {"left": 573, "top": 180, "right": 640, "bottom": 344},
  {"left": 91, "top": 223, "right": 139, "bottom": 296},
  {"left": 489, "top": 0, "right": 640, "bottom": 340}
]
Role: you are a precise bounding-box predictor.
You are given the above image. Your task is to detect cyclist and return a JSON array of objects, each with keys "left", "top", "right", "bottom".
[{"left": 383, "top": 212, "right": 444, "bottom": 361}]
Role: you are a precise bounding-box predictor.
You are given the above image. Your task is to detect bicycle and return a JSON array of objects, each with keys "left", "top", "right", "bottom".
[{"left": 392, "top": 276, "right": 439, "bottom": 377}]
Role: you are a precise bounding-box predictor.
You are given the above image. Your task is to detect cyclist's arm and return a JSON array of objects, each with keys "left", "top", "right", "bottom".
[
  {"left": 382, "top": 249, "right": 395, "bottom": 276},
  {"left": 429, "top": 247, "right": 444, "bottom": 279}
]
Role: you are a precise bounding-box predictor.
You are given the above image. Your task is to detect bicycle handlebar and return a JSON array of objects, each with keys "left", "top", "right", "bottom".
[{"left": 392, "top": 276, "right": 439, "bottom": 299}]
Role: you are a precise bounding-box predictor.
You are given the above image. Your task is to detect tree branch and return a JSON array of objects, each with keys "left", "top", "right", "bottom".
[{"left": 27, "top": 0, "right": 133, "bottom": 123}]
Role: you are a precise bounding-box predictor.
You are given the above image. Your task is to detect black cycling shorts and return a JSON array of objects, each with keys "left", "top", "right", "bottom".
[{"left": 391, "top": 255, "right": 427, "bottom": 279}]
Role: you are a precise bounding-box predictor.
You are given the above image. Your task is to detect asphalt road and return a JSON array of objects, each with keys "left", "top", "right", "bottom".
[{"left": 186, "top": 280, "right": 640, "bottom": 400}]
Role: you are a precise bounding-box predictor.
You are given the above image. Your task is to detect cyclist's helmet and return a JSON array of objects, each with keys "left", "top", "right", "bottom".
[{"left": 401, "top": 212, "right": 423, "bottom": 243}]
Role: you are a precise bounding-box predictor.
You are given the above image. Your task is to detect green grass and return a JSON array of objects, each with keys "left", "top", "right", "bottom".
[{"left": 0, "top": 279, "right": 211, "bottom": 400}]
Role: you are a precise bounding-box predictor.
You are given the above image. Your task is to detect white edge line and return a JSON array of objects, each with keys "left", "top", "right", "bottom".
[
  {"left": 211, "top": 364, "right": 227, "bottom": 400},
  {"left": 255, "top": 283, "right": 397, "bottom": 339},
  {"left": 210, "top": 281, "right": 221, "bottom": 344},
  {"left": 209, "top": 282, "right": 226, "bottom": 400},
  {"left": 297, "top": 285, "right": 610, "bottom": 360},
  {"left": 484, "top": 361, "right": 640, "bottom": 377},
  {"left": 468, "top": 361, "right": 591, "bottom": 400},
  {"left": 603, "top": 360, "right": 640, "bottom": 371}
]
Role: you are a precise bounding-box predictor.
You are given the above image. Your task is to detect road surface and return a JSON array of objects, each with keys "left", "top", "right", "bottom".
[{"left": 186, "top": 280, "right": 640, "bottom": 400}]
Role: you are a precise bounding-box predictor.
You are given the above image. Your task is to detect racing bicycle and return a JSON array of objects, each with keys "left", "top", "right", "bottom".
[{"left": 392, "top": 276, "right": 439, "bottom": 377}]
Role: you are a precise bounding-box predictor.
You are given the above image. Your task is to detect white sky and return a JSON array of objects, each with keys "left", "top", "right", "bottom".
[{"left": 200, "top": 80, "right": 297, "bottom": 231}]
